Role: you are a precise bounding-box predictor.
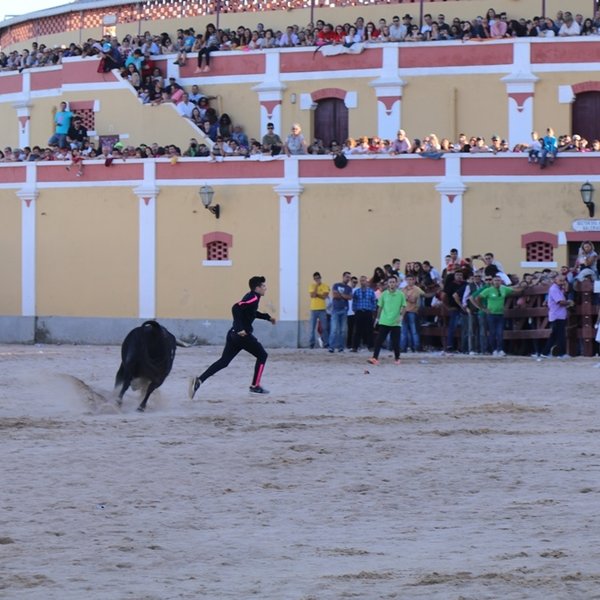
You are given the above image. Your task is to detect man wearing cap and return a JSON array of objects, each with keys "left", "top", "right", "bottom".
[
  {"left": 67, "top": 116, "right": 89, "bottom": 150},
  {"left": 261, "top": 123, "right": 283, "bottom": 155}
]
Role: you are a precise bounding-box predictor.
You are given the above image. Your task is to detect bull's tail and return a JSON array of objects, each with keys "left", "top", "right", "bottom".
[{"left": 114, "top": 363, "right": 126, "bottom": 389}]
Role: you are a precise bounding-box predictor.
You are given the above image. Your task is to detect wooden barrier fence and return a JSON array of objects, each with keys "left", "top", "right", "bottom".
[{"left": 418, "top": 279, "right": 598, "bottom": 356}]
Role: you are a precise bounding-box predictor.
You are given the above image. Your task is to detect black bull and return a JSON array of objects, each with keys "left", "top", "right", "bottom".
[{"left": 115, "top": 320, "right": 176, "bottom": 412}]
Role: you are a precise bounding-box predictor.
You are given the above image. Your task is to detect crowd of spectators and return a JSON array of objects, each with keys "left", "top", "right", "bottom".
[
  {"left": 1, "top": 8, "right": 599, "bottom": 73},
  {"left": 312, "top": 243, "right": 598, "bottom": 357}
]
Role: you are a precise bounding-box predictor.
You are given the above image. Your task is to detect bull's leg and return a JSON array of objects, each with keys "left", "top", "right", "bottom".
[
  {"left": 137, "top": 382, "right": 158, "bottom": 412},
  {"left": 117, "top": 379, "right": 131, "bottom": 406}
]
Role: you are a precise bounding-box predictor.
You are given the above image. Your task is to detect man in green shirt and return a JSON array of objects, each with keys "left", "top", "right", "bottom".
[
  {"left": 472, "top": 275, "right": 520, "bottom": 356},
  {"left": 367, "top": 275, "right": 407, "bottom": 365}
]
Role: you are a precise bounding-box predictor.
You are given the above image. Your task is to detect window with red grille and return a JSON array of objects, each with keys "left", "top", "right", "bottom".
[
  {"left": 207, "top": 240, "right": 229, "bottom": 261},
  {"left": 526, "top": 241, "right": 554, "bottom": 262}
]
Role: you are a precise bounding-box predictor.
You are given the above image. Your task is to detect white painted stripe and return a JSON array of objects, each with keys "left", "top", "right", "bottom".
[
  {"left": 520, "top": 261, "right": 558, "bottom": 268},
  {"left": 202, "top": 260, "right": 233, "bottom": 267},
  {"left": 19, "top": 195, "right": 36, "bottom": 316},
  {"left": 138, "top": 196, "right": 156, "bottom": 318},
  {"left": 279, "top": 194, "right": 299, "bottom": 322}
]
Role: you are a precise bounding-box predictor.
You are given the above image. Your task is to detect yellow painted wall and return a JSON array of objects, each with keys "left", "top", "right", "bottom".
[
  {"left": 36, "top": 187, "right": 138, "bottom": 317},
  {"left": 0, "top": 190, "right": 22, "bottom": 314},
  {"left": 299, "top": 182, "right": 439, "bottom": 318},
  {"left": 462, "top": 182, "right": 582, "bottom": 271},
  {"left": 156, "top": 185, "right": 279, "bottom": 319}
]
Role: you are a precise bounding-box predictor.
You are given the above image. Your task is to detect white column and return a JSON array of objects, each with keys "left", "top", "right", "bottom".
[
  {"left": 17, "top": 165, "right": 38, "bottom": 316},
  {"left": 134, "top": 161, "right": 159, "bottom": 319},
  {"left": 369, "top": 46, "right": 406, "bottom": 139},
  {"left": 501, "top": 39, "right": 538, "bottom": 148},
  {"left": 252, "top": 51, "right": 286, "bottom": 134},
  {"left": 274, "top": 158, "right": 302, "bottom": 323},
  {"left": 436, "top": 154, "right": 466, "bottom": 268},
  {"left": 14, "top": 103, "right": 33, "bottom": 149}
]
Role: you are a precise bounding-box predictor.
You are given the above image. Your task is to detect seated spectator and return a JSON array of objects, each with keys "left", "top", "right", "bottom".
[
  {"left": 188, "top": 84, "right": 205, "bottom": 104},
  {"left": 559, "top": 12, "right": 581, "bottom": 36},
  {"left": 470, "top": 137, "right": 490, "bottom": 153},
  {"left": 190, "top": 106, "right": 204, "bottom": 127},
  {"left": 284, "top": 123, "right": 307, "bottom": 156},
  {"left": 67, "top": 116, "right": 89, "bottom": 150},
  {"left": 539, "top": 127, "right": 558, "bottom": 169},
  {"left": 218, "top": 113, "right": 233, "bottom": 138},
  {"left": 231, "top": 125, "right": 249, "bottom": 149},
  {"left": 176, "top": 92, "right": 195, "bottom": 118},
  {"left": 390, "top": 130, "right": 411, "bottom": 154},
  {"left": 201, "top": 119, "right": 218, "bottom": 142},
  {"left": 308, "top": 138, "right": 326, "bottom": 155},
  {"left": 261, "top": 123, "right": 283, "bottom": 155}
]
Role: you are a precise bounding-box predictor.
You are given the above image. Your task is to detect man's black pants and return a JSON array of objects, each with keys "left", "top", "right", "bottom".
[{"left": 200, "top": 329, "right": 268, "bottom": 387}]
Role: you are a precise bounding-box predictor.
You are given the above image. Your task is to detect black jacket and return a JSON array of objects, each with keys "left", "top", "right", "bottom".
[{"left": 232, "top": 292, "right": 271, "bottom": 334}]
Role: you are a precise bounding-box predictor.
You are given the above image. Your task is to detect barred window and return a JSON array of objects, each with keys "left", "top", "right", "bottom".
[
  {"left": 526, "top": 241, "right": 554, "bottom": 263},
  {"left": 203, "top": 231, "right": 233, "bottom": 266},
  {"left": 207, "top": 240, "right": 229, "bottom": 261}
]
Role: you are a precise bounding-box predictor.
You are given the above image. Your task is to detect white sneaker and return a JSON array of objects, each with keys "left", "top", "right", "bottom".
[
  {"left": 498, "top": 350, "right": 506, "bottom": 357},
  {"left": 492, "top": 350, "right": 498, "bottom": 356}
]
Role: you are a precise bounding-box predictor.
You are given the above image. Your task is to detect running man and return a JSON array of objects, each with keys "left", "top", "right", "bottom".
[{"left": 188, "top": 276, "right": 276, "bottom": 397}]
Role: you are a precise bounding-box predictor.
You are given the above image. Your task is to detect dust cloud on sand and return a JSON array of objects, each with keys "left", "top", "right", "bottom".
[{"left": 2, "top": 344, "right": 600, "bottom": 599}]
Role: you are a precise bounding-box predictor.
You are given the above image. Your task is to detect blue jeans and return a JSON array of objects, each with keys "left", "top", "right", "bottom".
[
  {"left": 329, "top": 310, "right": 347, "bottom": 351},
  {"left": 477, "top": 312, "right": 488, "bottom": 353},
  {"left": 446, "top": 310, "right": 462, "bottom": 351},
  {"left": 487, "top": 313, "right": 505, "bottom": 352},
  {"left": 309, "top": 309, "right": 328, "bottom": 347},
  {"left": 400, "top": 312, "right": 420, "bottom": 351}
]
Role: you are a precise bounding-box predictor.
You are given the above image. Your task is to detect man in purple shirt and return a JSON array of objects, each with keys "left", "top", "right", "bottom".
[{"left": 540, "top": 274, "right": 573, "bottom": 358}]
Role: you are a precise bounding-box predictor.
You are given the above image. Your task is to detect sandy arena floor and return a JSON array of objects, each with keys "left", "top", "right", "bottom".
[{"left": 1, "top": 343, "right": 600, "bottom": 600}]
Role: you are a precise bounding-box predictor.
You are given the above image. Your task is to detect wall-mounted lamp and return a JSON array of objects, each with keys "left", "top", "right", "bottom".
[
  {"left": 290, "top": 93, "right": 297, "bottom": 104},
  {"left": 199, "top": 184, "right": 220, "bottom": 219},
  {"left": 580, "top": 181, "right": 595, "bottom": 218}
]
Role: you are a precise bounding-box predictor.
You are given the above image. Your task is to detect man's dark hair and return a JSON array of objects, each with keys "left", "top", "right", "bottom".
[
  {"left": 313, "top": 271, "right": 321, "bottom": 278},
  {"left": 249, "top": 275, "right": 266, "bottom": 290}
]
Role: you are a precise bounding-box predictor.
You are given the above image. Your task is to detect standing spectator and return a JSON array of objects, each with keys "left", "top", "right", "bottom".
[
  {"left": 346, "top": 275, "right": 358, "bottom": 348},
  {"left": 351, "top": 275, "right": 377, "bottom": 352},
  {"left": 284, "top": 123, "right": 307, "bottom": 156},
  {"left": 473, "top": 276, "right": 521, "bottom": 356},
  {"left": 48, "top": 101, "right": 73, "bottom": 149},
  {"left": 400, "top": 275, "right": 425, "bottom": 352},
  {"left": 328, "top": 272, "right": 353, "bottom": 353},
  {"left": 308, "top": 272, "right": 330, "bottom": 349},
  {"left": 575, "top": 241, "right": 598, "bottom": 278},
  {"left": 539, "top": 274, "right": 573, "bottom": 359},
  {"left": 367, "top": 275, "right": 406, "bottom": 365},
  {"left": 443, "top": 270, "right": 467, "bottom": 352}
]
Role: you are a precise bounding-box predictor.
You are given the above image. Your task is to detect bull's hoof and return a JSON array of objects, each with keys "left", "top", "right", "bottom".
[
  {"left": 116, "top": 397, "right": 123, "bottom": 406},
  {"left": 136, "top": 406, "right": 145, "bottom": 413}
]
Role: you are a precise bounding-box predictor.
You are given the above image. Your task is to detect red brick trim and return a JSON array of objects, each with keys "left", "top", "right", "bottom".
[
  {"left": 69, "top": 100, "right": 96, "bottom": 110},
  {"left": 203, "top": 231, "right": 233, "bottom": 248},
  {"left": 311, "top": 88, "right": 346, "bottom": 102},
  {"left": 572, "top": 81, "right": 600, "bottom": 95},
  {"left": 521, "top": 231, "right": 558, "bottom": 249},
  {"left": 565, "top": 232, "right": 600, "bottom": 242}
]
